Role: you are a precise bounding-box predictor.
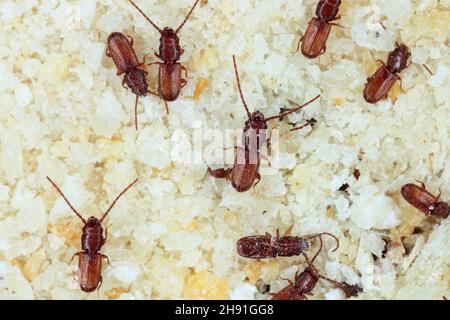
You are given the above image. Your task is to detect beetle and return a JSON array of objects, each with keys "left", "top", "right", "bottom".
[
  {"left": 128, "top": 0, "right": 201, "bottom": 113},
  {"left": 236, "top": 230, "right": 339, "bottom": 259},
  {"left": 271, "top": 237, "right": 363, "bottom": 300},
  {"left": 208, "top": 146, "right": 262, "bottom": 193},
  {"left": 107, "top": 32, "right": 149, "bottom": 130},
  {"left": 364, "top": 43, "right": 411, "bottom": 104},
  {"left": 401, "top": 182, "right": 449, "bottom": 219},
  {"left": 207, "top": 55, "right": 320, "bottom": 193},
  {"left": 47, "top": 176, "right": 139, "bottom": 292},
  {"left": 295, "top": 0, "right": 342, "bottom": 59}
]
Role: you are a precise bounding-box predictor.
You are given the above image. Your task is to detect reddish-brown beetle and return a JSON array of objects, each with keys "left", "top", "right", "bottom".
[
  {"left": 107, "top": 32, "right": 150, "bottom": 130},
  {"left": 295, "top": 0, "right": 342, "bottom": 59},
  {"left": 401, "top": 182, "right": 449, "bottom": 219},
  {"left": 271, "top": 238, "right": 363, "bottom": 300},
  {"left": 47, "top": 176, "right": 138, "bottom": 292},
  {"left": 208, "top": 147, "right": 263, "bottom": 193},
  {"left": 364, "top": 43, "right": 411, "bottom": 104},
  {"left": 208, "top": 55, "right": 320, "bottom": 193},
  {"left": 236, "top": 230, "right": 339, "bottom": 259},
  {"left": 128, "top": 0, "right": 201, "bottom": 113}
]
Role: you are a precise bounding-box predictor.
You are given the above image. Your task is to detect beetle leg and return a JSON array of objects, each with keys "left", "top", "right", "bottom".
[
  {"left": 260, "top": 154, "right": 272, "bottom": 167},
  {"left": 414, "top": 179, "right": 426, "bottom": 190},
  {"left": 69, "top": 252, "right": 82, "bottom": 264},
  {"left": 96, "top": 276, "right": 103, "bottom": 297},
  {"left": 180, "top": 48, "right": 185, "bottom": 56},
  {"left": 396, "top": 75, "right": 404, "bottom": 91},
  {"left": 276, "top": 275, "right": 294, "bottom": 286},
  {"left": 264, "top": 232, "right": 273, "bottom": 241},
  {"left": 164, "top": 100, "right": 169, "bottom": 115},
  {"left": 376, "top": 59, "right": 386, "bottom": 66},
  {"left": 181, "top": 65, "right": 188, "bottom": 78},
  {"left": 134, "top": 95, "right": 140, "bottom": 131},
  {"left": 154, "top": 52, "right": 162, "bottom": 59},
  {"left": 252, "top": 173, "right": 262, "bottom": 191},
  {"left": 329, "top": 21, "right": 344, "bottom": 28},
  {"left": 181, "top": 78, "right": 188, "bottom": 89},
  {"left": 283, "top": 225, "right": 294, "bottom": 237},
  {"left": 292, "top": 35, "right": 303, "bottom": 55},
  {"left": 103, "top": 224, "right": 112, "bottom": 245},
  {"left": 148, "top": 61, "right": 161, "bottom": 68},
  {"left": 122, "top": 78, "right": 128, "bottom": 90},
  {"left": 140, "top": 55, "right": 147, "bottom": 68},
  {"left": 291, "top": 121, "right": 311, "bottom": 132},
  {"left": 437, "top": 187, "right": 442, "bottom": 200},
  {"left": 126, "top": 34, "right": 134, "bottom": 46},
  {"left": 208, "top": 167, "right": 231, "bottom": 179},
  {"left": 406, "top": 60, "right": 413, "bottom": 68},
  {"left": 223, "top": 146, "right": 239, "bottom": 151},
  {"left": 101, "top": 254, "right": 113, "bottom": 268}
]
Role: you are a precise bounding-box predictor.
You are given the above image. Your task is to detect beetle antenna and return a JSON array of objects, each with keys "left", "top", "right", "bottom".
[
  {"left": 176, "top": 0, "right": 201, "bottom": 34},
  {"left": 99, "top": 179, "right": 139, "bottom": 223},
  {"left": 265, "top": 95, "right": 320, "bottom": 122},
  {"left": 303, "top": 249, "right": 360, "bottom": 297},
  {"left": 135, "top": 95, "right": 139, "bottom": 131},
  {"left": 47, "top": 176, "right": 86, "bottom": 224},
  {"left": 128, "top": 0, "right": 163, "bottom": 34},
  {"left": 304, "top": 232, "right": 339, "bottom": 252},
  {"left": 311, "top": 235, "right": 324, "bottom": 264},
  {"left": 232, "top": 55, "right": 251, "bottom": 118}
]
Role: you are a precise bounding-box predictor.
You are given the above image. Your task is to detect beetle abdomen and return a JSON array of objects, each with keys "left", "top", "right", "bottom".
[
  {"left": 363, "top": 67, "right": 398, "bottom": 104},
  {"left": 107, "top": 32, "right": 140, "bottom": 75},
  {"left": 316, "top": 0, "right": 341, "bottom": 22},
  {"left": 78, "top": 253, "right": 102, "bottom": 292},
  {"left": 158, "top": 63, "right": 182, "bottom": 101},
  {"left": 301, "top": 18, "right": 332, "bottom": 59},
  {"left": 401, "top": 183, "right": 437, "bottom": 214}
]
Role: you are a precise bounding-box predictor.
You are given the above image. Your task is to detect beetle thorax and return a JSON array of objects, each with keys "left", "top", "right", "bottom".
[
  {"left": 387, "top": 45, "right": 410, "bottom": 74},
  {"left": 316, "top": 0, "right": 341, "bottom": 22},
  {"left": 159, "top": 28, "right": 181, "bottom": 63},
  {"left": 243, "top": 111, "right": 268, "bottom": 150},
  {"left": 431, "top": 202, "right": 450, "bottom": 219},
  {"left": 160, "top": 28, "right": 179, "bottom": 45},
  {"left": 125, "top": 68, "right": 148, "bottom": 96},
  {"left": 81, "top": 217, "right": 104, "bottom": 253},
  {"left": 295, "top": 267, "right": 319, "bottom": 294}
]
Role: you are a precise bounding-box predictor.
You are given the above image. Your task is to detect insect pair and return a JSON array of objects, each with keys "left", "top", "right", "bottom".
[
  {"left": 237, "top": 230, "right": 362, "bottom": 299},
  {"left": 295, "top": 0, "right": 412, "bottom": 104},
  {"left": 208, "top": 55, "right": 321, "bottom": 193},
  {"left": 107, "top": 0, "right": 201, "bottom": 130},
  {"left": 47, "top": 176, "right": 138, "bottom": 292}
]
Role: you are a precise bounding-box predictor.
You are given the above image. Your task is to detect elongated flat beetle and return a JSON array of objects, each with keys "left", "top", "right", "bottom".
[
  {"left": 271, "top": 237, "right": 363, "bottom": 300},
  {"left": 208, "top": 55, "right": 320, "bottom": 193},
  {"left": 295, "top": 0, "right": 342, "bottom": 59},
  {"left": 128, "top": 0, "right": 201, "bottom": 113},
  {"left": 364, "top": 43, "right": 411, "bottom": 104},
  {"left": 237, "top": 230, "right": 339, "bottom": 259},
  {"left": 107, "top": 32, "right": 149, "bottom": 130},
  {"left": 47, "top": 176, "right": 138, "bottom": 292},
  {"left": 401, "top": 182, "right": 449, "bottom": 219}
]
